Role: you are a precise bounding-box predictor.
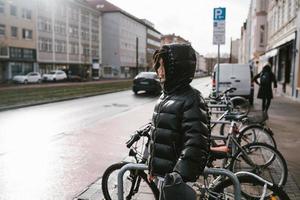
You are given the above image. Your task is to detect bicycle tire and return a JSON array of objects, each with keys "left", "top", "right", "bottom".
[
  {"left": 211, "top": 174, "right": 290, "bottom": 200},
  {"left": 230, "top": 96, "right": 250, "bottom": 115},
  {"left": 230, "top": 142, "right": 288, "bottom": 187},
  {"left": 102, "top": 162, "right": 159, "bottom": 200},
  {"left": 238, "top": 125, "right": 277, "bottom": 148},
  {"left": 219, "top": 124, "right": 276, "bottom": 148}
]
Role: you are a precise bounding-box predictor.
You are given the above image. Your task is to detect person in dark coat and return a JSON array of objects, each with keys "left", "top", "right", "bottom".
[
  {"left": 147, "top": 44, "right": 210, "bottom": 197},
  {"left": 253, "top": 63, "right": 277, "bottom": 114}
]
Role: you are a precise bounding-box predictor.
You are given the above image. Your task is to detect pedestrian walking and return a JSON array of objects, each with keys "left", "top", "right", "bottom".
[
  {"left": 253, "top": 63, "right": 277, "bottom": 116},
  {"left": 147, "top": 43, "right": 210, "bottom": 200}
]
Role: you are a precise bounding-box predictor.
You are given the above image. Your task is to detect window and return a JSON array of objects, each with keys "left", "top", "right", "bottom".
[
  {"left": 82, "top": 44, "right": 89, "bottom": 56},
  {"left": 81, "top": 28, "right": 89, "bottom": 41},
  {"left": 22, "top": 29, "right": 32, "bottom": 39},
  {"left": 0, "top": 46, "right": 8, "bottom": 56},
  {"left": 259, "top": 25, "right": 265, "bottom": 46},
  {"left": 0, "top": 24, "right": 5, "bottom": 36},
  {"left": 91, "top": 46, "right": 99, "bottom": 57},
  {"left": 55, "top": 40, "right": 66, "bottom": 53},
  {"left": 0, "top": 0, "right": 4, "bottom": 14},
  {"left": 10, "top": 47, "right": 22, "bottom": 59},
  {"left": 22, "top": 8, "right": 32, "bottom": 20},
  {"left": 10, "top": 5, "right": 17, "bottom": 16},
  {"left": 38, "top": 17, "right": 52, "bottom": 32},
  {"left": 55, "top": 21, "right": 66, "bottom": 35},
  {"left": 69, "top": 7, "right": 79, "bottom": 21},
  {"left": 81, "top": 10, "right": 89, "bottom": 24},
  {"left": 69, "top": 42, "right": 79, "bottom": 54},
  {"left": 39, "top": 37, "right": 52, "bottom": 52},
  {"left": 23, "top": 49, "right": 34, "bottom": 59},
  {"left": 69, "top": 25, "right": 78, "bottom": 38},
  {"left": 11, "top": 26, "right": 17, "bottom": 37}
]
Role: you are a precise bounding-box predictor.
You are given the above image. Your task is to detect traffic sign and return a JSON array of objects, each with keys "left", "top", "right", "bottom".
[
  {"left": 214, "top": 8, "right": 226, "bottom": 21},
  {"left": 213, "top": 7, "right": 226, "bottom": 45}
]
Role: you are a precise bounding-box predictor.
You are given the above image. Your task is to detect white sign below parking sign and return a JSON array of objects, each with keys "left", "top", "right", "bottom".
[{"left": 213, "top": 8, "right": 226, "bottom": 45}]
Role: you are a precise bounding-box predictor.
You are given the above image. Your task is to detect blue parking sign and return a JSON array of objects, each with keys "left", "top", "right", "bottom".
[{"left": 214, "top": 8, "right": 226, "bottom": 21}]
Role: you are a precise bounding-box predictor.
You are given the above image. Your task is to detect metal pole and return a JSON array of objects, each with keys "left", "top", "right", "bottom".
[
  {"left": 136, "top": 37, "right": 139, "bottom": 76},
  {"left": 204, "top": 168, "right": 241, "bottom": 200},
  {"left": 117, "top": 163, "right": 148, "bottom": 200},
  {"left": 217, "top": 44, "right": 220, "bottom": 95}
]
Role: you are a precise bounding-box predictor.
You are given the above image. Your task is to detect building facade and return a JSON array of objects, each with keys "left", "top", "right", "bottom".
[
  {"left": 230, "top": 39, "right": 240, "bottom": 63},
  {"left": 88, "top": 0, "right": 147, "bottom": 78},
  {"left": 36, "top": 0, "right": 101, "bottom": 79},
  {"left": 142, "top": 19, "right": 161, "bottom": 72},
  {"left": 0, "top": 0, "right": 37, "bottom": 82},
  {"left": 265, "top": 0, "right": 298, "bottom": 97},
  {"left": 161, "top": 34, "right": 190, "bottom": 45}
]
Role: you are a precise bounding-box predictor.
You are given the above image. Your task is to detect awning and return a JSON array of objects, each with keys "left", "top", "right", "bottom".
[
  {"left": 272, "top": 32, "right": 296, "bottom": 49},
  {"left": 265, "top": 49, "right": 278, "bottom": 58}
]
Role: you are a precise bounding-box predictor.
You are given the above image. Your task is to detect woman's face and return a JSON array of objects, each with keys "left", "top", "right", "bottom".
[{"left": 157, "top": 58, "right": 166, "bottom": 83}]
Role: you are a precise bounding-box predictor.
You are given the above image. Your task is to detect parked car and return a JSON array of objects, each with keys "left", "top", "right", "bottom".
[
  {"left": 132, "top": 72, "right": 161, "bottom": 95},
  {"left": 212, "top": 63, "right": 254, "bottom": 104},
  {"left": 13, "top": 72, "right": 42, "bottom": 84},
  {"left": 42, "top": 70, "right": 67, "bottom": 82}
]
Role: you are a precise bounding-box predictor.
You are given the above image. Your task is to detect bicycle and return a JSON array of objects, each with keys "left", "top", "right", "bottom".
[
  {"left": 208, "top": 119, "right": 287, "bottom": 190},
  {"left": 102, "top": 123, "right": 289, "bottom": 200},
  {"left": 207, "top": 87, "right": 251, "bottom": 116}
]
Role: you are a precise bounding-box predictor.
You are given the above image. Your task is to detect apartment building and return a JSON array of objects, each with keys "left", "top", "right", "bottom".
[
  {"left": 141, "top": 19, "right": 162, "bottom": 72},
  {"left": 0, "top": 0, "right": 37, "bottom": 82},
  {"left": 161, "top": 33, "right": 191, "bottom": 45},
  {"left": 36, "top": 0, "right": 101, "bottom": 79},
  {"left": 265, "top": 0, "right": 298, "bottom": 97},
  {"left": 88, "top": 0, "right": 147, "bottom": 78}
]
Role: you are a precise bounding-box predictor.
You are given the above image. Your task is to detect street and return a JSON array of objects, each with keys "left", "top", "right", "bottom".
[{"left": 0, "top": 77, "right": 211, "bottom": 200}]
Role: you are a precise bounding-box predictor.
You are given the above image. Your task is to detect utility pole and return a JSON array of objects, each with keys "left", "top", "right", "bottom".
[
  {"left": 229, "top": 37, "right": 232, "bottom": 63},
  {"left": 136, "top": 37, "right": 139, "bottom": 76}
]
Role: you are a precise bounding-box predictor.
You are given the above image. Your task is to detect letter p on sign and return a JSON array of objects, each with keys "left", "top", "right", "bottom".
[{"left": 214, "top": 8, "right": 226, "bottom": 21}]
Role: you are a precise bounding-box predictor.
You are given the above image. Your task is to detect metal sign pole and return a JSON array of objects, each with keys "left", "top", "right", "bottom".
[{"left": 217, "top": 43, "right": 220, "bottom": 95}]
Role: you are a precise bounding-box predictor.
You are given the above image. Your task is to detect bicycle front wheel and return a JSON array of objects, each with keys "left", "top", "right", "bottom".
[
  {"left": 212, "top": 174, "right": 290, "bottom": 200},
  {"left": 101, "top": 162, "right": 159, "bottom": 200},
  {"left": 230, "top": 143, "right": 287, "bottom": 187}
]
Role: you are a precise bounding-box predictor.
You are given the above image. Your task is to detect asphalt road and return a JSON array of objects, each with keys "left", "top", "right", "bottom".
[{"left": 0, "top": 77, "right": 211, "bottom": 200}]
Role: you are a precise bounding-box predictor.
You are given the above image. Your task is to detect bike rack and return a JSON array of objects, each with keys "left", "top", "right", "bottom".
[
  {"left": 117, "top": 163, "right": 242, "bottom": 200},
  {"left": 204, "top": 168, "right": 241, "bottom": 200},
  {"left": 117, "top": 163, "right": 148, "bottom": 200}
]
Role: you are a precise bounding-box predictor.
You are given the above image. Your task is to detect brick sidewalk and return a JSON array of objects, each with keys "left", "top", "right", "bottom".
[{"left": 259, "top": 95, "right": 300, "bottom": 200}]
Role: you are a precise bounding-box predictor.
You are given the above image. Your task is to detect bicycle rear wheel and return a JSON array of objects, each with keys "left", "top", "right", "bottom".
[
  {"left": 238, "top": 125, "right": 277, "bottom": 148},
  {"left": 230, "top": 143, "right": 287, "bottom": 187},
  {"left": 211, "top": 174, "right": 290, "bottom": 200},
  {"left": 230, "top": 96, "right": 250, "bottom": 115},
  {"left": 102, "top": 162, "right": 159, "bottom": 200}
]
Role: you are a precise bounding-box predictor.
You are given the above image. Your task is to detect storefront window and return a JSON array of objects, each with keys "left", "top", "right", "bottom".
[{"left": 11, "top": 62, "right": 23, "bottom": 76}]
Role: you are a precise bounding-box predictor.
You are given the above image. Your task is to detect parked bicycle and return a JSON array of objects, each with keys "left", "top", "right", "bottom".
[{"left": 101, "top": 123, "right": 289, "bottom": 200}]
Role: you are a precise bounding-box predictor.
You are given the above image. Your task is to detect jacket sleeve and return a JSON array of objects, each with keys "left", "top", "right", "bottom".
[
  {"left": 253, "top": 73, "right": 260, "bottom": 85},
  {"left": 173, "top": 93, "right": 210, "bottom": 182}
]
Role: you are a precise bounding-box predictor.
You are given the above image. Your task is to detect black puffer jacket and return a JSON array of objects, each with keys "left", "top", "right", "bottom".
[{"left": 148, "top": 44, "right": 210, "bottom": 182}]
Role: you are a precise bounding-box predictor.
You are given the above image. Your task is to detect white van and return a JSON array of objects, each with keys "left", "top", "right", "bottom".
[{"left": 212, "top": 63, "right": 254, "bottom": 104}]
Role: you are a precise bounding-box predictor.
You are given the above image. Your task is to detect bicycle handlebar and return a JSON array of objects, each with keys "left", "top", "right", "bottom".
[{"left": 125, "top": 123, "right": 151, "bottom": 148}]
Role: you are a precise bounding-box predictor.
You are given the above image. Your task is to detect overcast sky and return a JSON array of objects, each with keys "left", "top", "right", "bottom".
[{"left": 108, "top": 0, "right": 251, "bottom": 56}]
